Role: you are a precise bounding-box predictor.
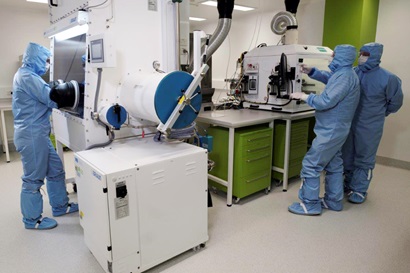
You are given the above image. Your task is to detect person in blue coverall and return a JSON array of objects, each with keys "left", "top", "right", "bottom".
[
  {"left": 288, "top": 44, "right": 360, "bottom": 215},
  {"left": 342, "top": 43, "right": 403, "bottom": 204},
  {"left": 12, "top": 42, "right": 78, "bottom": 230}
]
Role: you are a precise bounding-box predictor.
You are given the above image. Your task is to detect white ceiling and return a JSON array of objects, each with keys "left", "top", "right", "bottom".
[
  {"left": 189, "top": 0, "right": 285, "bottom": 27},
  {"left": 0, "top": 0, "right": 286, "bottom": 22}
]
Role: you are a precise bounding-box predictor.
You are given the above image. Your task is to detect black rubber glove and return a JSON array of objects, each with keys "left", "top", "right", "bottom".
[{"left": 50, "top": 81, "right": 77, "bottom": 108}]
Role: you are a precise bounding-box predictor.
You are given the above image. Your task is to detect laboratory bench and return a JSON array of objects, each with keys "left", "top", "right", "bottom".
[{"left": 197, "top": 108, "right": 314, "bottom": 206}]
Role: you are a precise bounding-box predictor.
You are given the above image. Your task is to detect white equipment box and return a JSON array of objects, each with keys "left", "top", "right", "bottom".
[
  {"left": 242, "top": 44, "right": 332, "bottom": 113},
  {"left": 74, "top": 138, "right": 209, "bottom": 273}
]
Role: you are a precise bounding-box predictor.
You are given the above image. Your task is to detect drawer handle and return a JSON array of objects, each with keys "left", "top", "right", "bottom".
[
  {"left": 246, "top": 174, "right": 268, "bottom": 183},
  {"left": 247, "top": 135, "right": 270, "bottom": 142},
  {"left": 247, "top": 145, "right": 270, "bottom": 153},
  {"left": 246, "top": 154, "right": 269, "bottom": 163}
]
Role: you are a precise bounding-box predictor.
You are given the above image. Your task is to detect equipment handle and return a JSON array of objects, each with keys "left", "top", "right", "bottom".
[
  {"left": 246, "top": 154, "right": 270, "bottom": 163},
  {"left": 49, "top": 0, "right": 58, "bottom": 7}
]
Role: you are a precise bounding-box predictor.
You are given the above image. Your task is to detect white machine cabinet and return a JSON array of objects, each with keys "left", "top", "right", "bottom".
[
  {"left": 242, "top": 44, "right": 332, "bottom": 113},
  {"left": 49, "top": 0, "right": 88, "bottom": 24},
  {"left": 74, "top": 138, "right": 209, "bottom": 273}
]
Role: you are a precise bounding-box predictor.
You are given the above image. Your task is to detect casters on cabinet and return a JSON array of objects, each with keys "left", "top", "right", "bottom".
[
  {"left": 211, "top": 186, "right": 218, "bottom": 194},
  {"left": 192, "top": 243, "right": 206, "bottom": 252},
  {"left": 275, "top": 179, "right": 283, "bottom": 187},
  {"left": 264, "top": 188, "right": 270, "bottom": 194}
]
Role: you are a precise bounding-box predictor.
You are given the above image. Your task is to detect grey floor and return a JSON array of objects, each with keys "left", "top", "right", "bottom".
[{"left": 1, "top": 150, "right": 410, "bottom": 273}]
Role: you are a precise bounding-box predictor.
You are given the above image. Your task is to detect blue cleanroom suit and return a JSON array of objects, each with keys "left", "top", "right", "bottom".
[
  {"left": 288, "top": 45, "right": 360, "bottom": 215},
  {"left": 12, "top": 43, "right": 78, "bottom": 230},
  {"left": 342, "top": 43, "right": 403, "bottom": 204}
]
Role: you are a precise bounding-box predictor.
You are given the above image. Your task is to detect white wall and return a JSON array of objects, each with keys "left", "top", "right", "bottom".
[
  {"left": 0, "top": 6, "right": 49, "bottom": 146},
  {"left": 191, "top": 0, "right": 326, "bottom": 90},
  {"left": 375, "top": 0, "right": 410, "bottom": 162},
  {"left": 0, "top": 6, "right": 49, "bottom": 89}
]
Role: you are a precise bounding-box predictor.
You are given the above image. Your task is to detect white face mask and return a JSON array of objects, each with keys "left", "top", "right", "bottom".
[
  {"left": 358, "top": 56, "right": 369, "bottom": 65},
  {"left": 45, "top": 62, "right": 50, "bottom": 73}
]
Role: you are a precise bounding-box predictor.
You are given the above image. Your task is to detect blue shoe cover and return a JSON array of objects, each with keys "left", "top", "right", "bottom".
[
  {"left": 348, "top": 191, "right": 367, "bottom": 204},
  {"left": 52, "top": 202, "right": 79, "bottom": 217},
  {"left": 320, "top": 198, "right": 343, "bottom": 211},
  {"left": 24, "top": 217, "right": 57, "bottom": 230},
  {"left": 288, "top": 202, "right": 321, "bottom": 215}
]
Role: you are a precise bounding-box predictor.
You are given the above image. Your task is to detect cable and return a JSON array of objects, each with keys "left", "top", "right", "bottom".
[
  {"left": 247, "top": 12, "right": 260, "bottom": 51},
  {"left": 93, "top": 68, "right": 103, "bottom": 113},
  {"left": 86, "top": 130, "right": 115, "bottom": 150},
  {"left": 245, "top": 98, "right": 293, "bottom": 107},
  {"left": 253, "top": 0, "right": 263, "bottom": 48},
  {"left": 86, "top": 0, "right": 109, "bottom": 9},
  {"left": 245, "top": 78, "right": 294, "bottom": 107}
]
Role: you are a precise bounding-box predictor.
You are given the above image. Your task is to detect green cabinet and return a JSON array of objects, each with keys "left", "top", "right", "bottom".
[
  {"left": 208, "top": 125, "right": 273, "bottom": 199},
  {"left": 272, "top": 119, "right": 309, "bottom": 181}
]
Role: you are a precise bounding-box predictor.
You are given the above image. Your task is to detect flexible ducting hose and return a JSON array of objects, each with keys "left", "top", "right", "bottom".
[
  {"left": 271, "top": 11, "right": 298, "bottom": 35},
  {"left": 187, "top": 0, "right": 234, "bottom": 71},
  {"left": 168, "top": 122, "right": 197, "bottom": 139},
  {"left": 204, "top": 0, "right": 234, "bottom": 63}
]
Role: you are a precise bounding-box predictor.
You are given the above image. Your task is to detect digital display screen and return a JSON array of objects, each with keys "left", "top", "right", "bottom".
[{"left": 90, "top": 39, "right": 104, "bottom": 63}]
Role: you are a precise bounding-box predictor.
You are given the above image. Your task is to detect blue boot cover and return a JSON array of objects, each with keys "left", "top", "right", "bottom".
[
  {"left": 348, "top": 191, "right": 367, "bottom": 204},
  {"left": 320, "top": 198, "right": 343, "bottom": 211},
  {"left": 288, "top": 202, "right": 321, "bottom": 215},
  {"left": 349, "top": 168, "right": 372, "bottom": 195},
  {"left": 21, "top": 187, "right": 43, "bottom": 225},
  {"left": 24, "top": 217, "right": 58, "bottom": 230},
  {"left": 296, "top": 177, "right": 322, "bottom": 212},
  {"left": 53, "top": 202, "right": 79, "bottom": 217},
  {"left": 323, "top": 170, "right": 344, "bottom": 211}
]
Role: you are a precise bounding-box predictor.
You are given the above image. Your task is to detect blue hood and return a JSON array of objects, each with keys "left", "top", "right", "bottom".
[
  {"left": 358, "top": 42, "right": 383, "bottom": 72},
  {"left": 328, "top": 44, "right": 357, "bottom": 72},
  {"left": 22, "top": 42, "right": 50, "bottom": 76}
]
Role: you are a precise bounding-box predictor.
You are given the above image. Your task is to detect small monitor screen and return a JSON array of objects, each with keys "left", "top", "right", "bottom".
[{"left": 90, "top": 39, "right": 104, "bottom": 63}]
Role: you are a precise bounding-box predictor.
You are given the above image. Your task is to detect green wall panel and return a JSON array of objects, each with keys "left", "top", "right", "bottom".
[
  {"left": 360, "top": 0, "right": 380, "bottom": 46},
  {"left": 323, "top": 0, "right": 379, "bottom": 54}
]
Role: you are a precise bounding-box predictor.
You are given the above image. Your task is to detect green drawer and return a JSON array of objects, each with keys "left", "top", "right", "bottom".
[
  {"left": 273, "top": 158, "right": 303, "bottom": 180},
  {"left": 235, "top": 150, "right": 271, "bottom": 178},
  {"left": 236, "top": 128, "right": 272, "bottom": 149},
  {"left": 272, "top": 119, "right": 309, "bottom": 179},
  {"left": 208, "top": 127, "right": 229, "bottom": 180},
  {"left": 207, "top": 124, "right": 273, "bottom": 200},
  {"left": 210, "top": 170, "right": 271, "bottom": 199}
]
